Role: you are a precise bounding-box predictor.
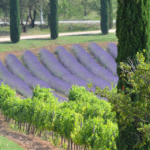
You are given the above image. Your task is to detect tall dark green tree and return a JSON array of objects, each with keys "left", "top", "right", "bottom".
[
  {"left": 100, "top": 0, "right": 109, "bottom": 34},
  {"left": 116, "top": 0, "right": 150, "bottom": 149},
  {"left": 49, "top": 0, "right": 58, "bottom": 39},
  {"left": 108, "top": 0, "right": 113, "bottom": 29},
  {"left": 10, "top": 0, "right": 20, "bottom": 43}
]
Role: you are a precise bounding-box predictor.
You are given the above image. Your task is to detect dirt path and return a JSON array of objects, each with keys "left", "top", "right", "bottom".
[
  {"left": 0, "top": 30, "right": 116, "bottom": 42},
  {"left": 0, "top": 42, "right": 117, "bottom": 62},
  {"left": 0, "top": 114, "right": 61, "bottom": 150}
]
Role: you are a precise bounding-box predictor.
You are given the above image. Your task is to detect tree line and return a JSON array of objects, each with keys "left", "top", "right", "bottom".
[
  {"left": 8, "top": 0, "right": 114, "bottom": 42},
  {"left": 0, "top": 0, "right": 117, "bottom": 32}
]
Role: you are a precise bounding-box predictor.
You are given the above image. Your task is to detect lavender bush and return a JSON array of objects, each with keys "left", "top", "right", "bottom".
[
  {"left": 6, "top": 54, "right": 67, "bottom": 102},
  {"left": 22, "top": 50, "right": 71, "bottom": 96},
  {"left": 107, "top": 43, "right": 118, "bottom": 59},
  {"left": 6, "top": 54, "right": 50, "bottom": 89},
  {"left": 55, "top": 46, "right": 111, "bottom": 90},
  {"left": 88, "top": 43, "right": 117, "bottom": 76},
  {"left": 71, "top": 44, "right": 118, "bottom": 85},
  {"left": 0, "top": 61, "right": 32, "bottom": 98},
  {"left": 39, "top": 48, "right": 94, "bottom": 90}
]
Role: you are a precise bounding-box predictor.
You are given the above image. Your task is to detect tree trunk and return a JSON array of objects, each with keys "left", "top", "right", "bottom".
[
  {"left": 84, "top": 4, "right": 87, "bottom": 16},
  {"left": 21, "top": 22, "right": 27, "bottom": 33},
  {"left": 30, "top": 6, "right": 36, "bottom": 28},
  {"left": 22, "top": 25, "right": 27, "bottom": 32},
  {"left": 20, "top": 8, "right": 29, "bottom": 33},
  {"left": 31, "top": 20, "right": 35, "bottom": 28}
]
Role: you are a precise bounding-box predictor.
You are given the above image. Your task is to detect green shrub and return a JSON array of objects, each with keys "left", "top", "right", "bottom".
[
  {"left": 76, "top": 117, "right": 118, "bottom": 150},
  {"left": 94, "top": 51, "right": 150, "bottom": 149},
  {"left": 116, "top": 0, "right": 150, "bottom": 149}
]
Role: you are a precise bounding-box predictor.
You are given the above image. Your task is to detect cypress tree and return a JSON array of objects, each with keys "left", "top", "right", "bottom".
[
  {"left": 49, "top": 0, "right": 58, "bottom": 39},
  {"left": 100, "top": 0, "right": 109, "bottom": 35},
  {"left": 108, "top": 0, "right": 113, "bottom": 29},
  {"left": 10, "top": 0, "right": 20, "bottom": 43},
  {"left": 116, "top": 0, "right": 150, "bottom": 149}
]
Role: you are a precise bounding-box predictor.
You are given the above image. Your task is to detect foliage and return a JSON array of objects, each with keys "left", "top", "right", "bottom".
[
  {"left": 76, "top": 117, "right": 118, "bottom": 150},
  {"left": 49, "top": 135, "right": 61, "bottom": 146},
  {"left": 0, "top": 83, "right": 118, "bottom": 150},
  {"left": 58, "top": 0, "right": 83, "bottom": 19},
  {"left": 49, "top": 0, "right": 58, "bottom": 39},
  {"left": 10, "top": 0, "right": 20, "bottom": 43},
  {"left": 100, "top": 0, "right": 109, "bottom": 34},
  {"left": 69, "top": 85, "right": 116, "bottom": 123},
  {"left": 19, "top": 0, "right": 48, "bottom": 31},
  {"left": 69, "top": 85, "right": 117, "bottom": 149},
  {"left": 116, "top": 0, "right": 150, "bottom": 90},
  {"left": 0, "top": 0, "right": 9, "bottom": 21},
  {"left": 91, "top": 52, "right": 150, "bottom": 149},
  {"left": 116, "top": 0, "right": 150, "bottom": 149}
]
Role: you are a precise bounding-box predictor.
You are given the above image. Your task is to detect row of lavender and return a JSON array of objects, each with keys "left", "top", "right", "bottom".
[
  {"left": 6, "top": 54, "right": 67, "bottom": 102},
  {"left": 71, "top": 44, "right": 118, "bottom": 84},
  {"left": 0, "top": 43, "right": 118, "bottom": 101}
]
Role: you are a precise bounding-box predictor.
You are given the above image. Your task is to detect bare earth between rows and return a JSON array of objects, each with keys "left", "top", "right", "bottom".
[{"left": 0, "top": 42, "right": 117, "bottom": 62}]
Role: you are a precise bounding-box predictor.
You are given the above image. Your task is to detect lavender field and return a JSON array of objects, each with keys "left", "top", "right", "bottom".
[{"left": 0, "top": 43, "right": 118, "bottom": 101}]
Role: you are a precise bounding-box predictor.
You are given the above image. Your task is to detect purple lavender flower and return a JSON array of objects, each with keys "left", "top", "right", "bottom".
[
  {"left": 5, "top": 54, "right": 67, "bottom": 102},
  {"left": 39, "top": 48, "right": 94, "bottom": 91},
  {"left": 71, "top": 44, "right": 118, "bottom": 85},
  {"left": 0, "top": 61, "right": 33, "bottom": 98},
  {"left": 55, "top": 46, "right": 111, "bottom": 90},
  {"left": 6, "top": 54, "right": 50, "bottom": 89},
  {"left": 107, "top": 43, "right": 118, "bottom": 59},
  {"left": 88, "top": 43, "right": 117, "bottom": 76},
  {"left": 22, "top": 50, "right": 71, "bottom": 96}
]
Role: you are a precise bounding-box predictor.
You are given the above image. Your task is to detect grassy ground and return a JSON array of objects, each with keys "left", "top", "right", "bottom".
[
  {"left": 0, "top": 23, "right": 116, "bottom": 37},
  {"left": 0, "top": 33, "right": 117, "bottom": 52},
  {"left": 0, "top": 136, "right": 24, "bottom": 150}
]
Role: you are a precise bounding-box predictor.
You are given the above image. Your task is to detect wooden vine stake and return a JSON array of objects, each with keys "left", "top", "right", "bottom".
[
  {"left": 68, "top": 139, "right": 71, "bottom": 150},
  {"left": 44, "top": 130, "right": 48, "bottom": 140},
  {"left": 61, "top": 136, "right": 63, "bottom": 147},
  {"left": 77, "top": 145, "right": 79, "bottom": 150},
  {"left": 74, "top": 143, "right": 75, "bottom": 150},
  {"left": 52, "top": 110, "right": 55, "bottom": 140},
  {"left": 71, "top": 140, "right": 73, "bottom": 150}
]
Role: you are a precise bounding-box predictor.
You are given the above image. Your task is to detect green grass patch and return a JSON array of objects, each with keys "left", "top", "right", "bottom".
[
  {"left": 0, "top": 23, "right": 116, "bottom": 37},
  {"left": 0, "top": 26, "right": 10, "bottom": 36},
  {"left": 0, "top": 136, "right": 24, "bottom": 150},
  {"left": 0, "top": 33, "right": 117, "bottom": 52}
]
